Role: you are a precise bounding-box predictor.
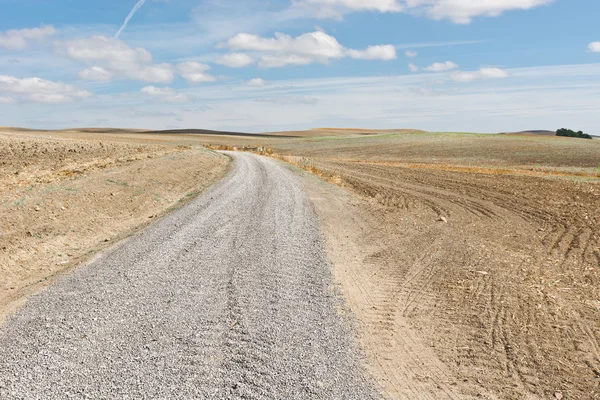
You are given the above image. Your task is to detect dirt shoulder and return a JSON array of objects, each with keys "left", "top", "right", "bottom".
[
  {"left": 302, "top": 175, "right": 479, "bottom": 399},
  {"left": 0, "top": 131, "right": 230, "bottom": 322}
]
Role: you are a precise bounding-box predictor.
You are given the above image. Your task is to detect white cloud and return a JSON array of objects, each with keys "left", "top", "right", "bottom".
[
  {"left": 347, "top": 45, "right": 396, "bottom": 60},
  {"left": 259, "top": 54, "right": 315, "bottom": 68},
  {"left": 450, "top": 71, "right": 478, "bottom": 83},
  {"left": 224, "top": 30, "right": 395, "bottom": 68},
  {"left": 226, "top": 31, "right": 345, "bottom": 59},
  {"left": 255, "top": 95, "right": 318, "bottom": 105},
  {"left": 424, "top": 61, "right": 458, "bottom": 72},
  {"left": 247, "top": 78, "right": 267, "bottom": 87},
  {"left": 409, "top": 87, "right": 449, "bottom": 97},
  {"left": 79, "top": 66, "right": 113, "bottom": 82},
  {"left": 0, "top": 25, "right": 56, "bottom": 50},
  {"left": 4, "top": 63, "right": 600, "bottom": 134},
  {"left": 177, "top": 62, "right": 217, "bottom": 84},
  {"left": 0, "top": 75, "right": 91, "bottom": 104},
  {"left": 589, "top": 42, "right": 600, "bottom": 53},
  {"left": 0, "top": 97, "right": 15, "bottom": 104},
  {"left": 63, "top": 35, "right": 174, "bottom": 83},
  {"left": 409, "top": 63, "right": 419, "bottom": 72},
  {"left": 451, "top": 67, "right": 509, "bottom": 82},
  {"left": 405, "top": 50, "right": 418, "bottom": 57},
  {"left": 216, "top": 53, "right": 255, "bottom": 68},
  {"left": 293, "top": 0, "right": 551, "bottom": 23},
  {"left": 136, "top": 64, "right": 174, "bottom": 83},
  {"left": 293, "top": 0, "right": 403, "bottom": 18},
  {"left": 419, "top": 0, "right": 554, "bottom": 24},
  {"left": 140, "top": 86, "right": 191, "bottom": 102},
  {"left": 480, "top": 67, "right": 509, "bottom": 78}
]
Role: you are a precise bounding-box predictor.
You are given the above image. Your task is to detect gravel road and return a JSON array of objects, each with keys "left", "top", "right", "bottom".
[{"left": 0, "top": 152, "right": 381, "bottom": 399}]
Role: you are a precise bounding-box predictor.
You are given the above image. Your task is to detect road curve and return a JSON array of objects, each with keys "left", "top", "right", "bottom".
[{"left": 0, "top": 152, "right": 381, "bottom": 399}]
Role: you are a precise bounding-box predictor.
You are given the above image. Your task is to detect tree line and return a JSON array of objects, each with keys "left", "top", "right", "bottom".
[{"left": 556, "top": 128, "right": 593, "bottom": 139}]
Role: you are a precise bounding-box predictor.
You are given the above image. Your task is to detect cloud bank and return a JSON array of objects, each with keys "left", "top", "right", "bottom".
[
  {"left": 0, "top": 26, "right": 56, "bottom": 50},
  {"left": 294, "top": 0, "right": 553, "bottom": 23},
  {"left": 0, "top": 75, "right": 90, "bottom": 104},
  {"left": 223, "top": 30, "right": 396, "bottom": 68}
]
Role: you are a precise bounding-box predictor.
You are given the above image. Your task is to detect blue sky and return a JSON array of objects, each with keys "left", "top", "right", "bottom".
[{"left": 0, "top": 0, "right": 599, "bottom": 133}]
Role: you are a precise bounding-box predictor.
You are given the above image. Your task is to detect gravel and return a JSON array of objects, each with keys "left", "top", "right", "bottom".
[{"left": 0, "top": 152, "right": 382, "bottom": 399}]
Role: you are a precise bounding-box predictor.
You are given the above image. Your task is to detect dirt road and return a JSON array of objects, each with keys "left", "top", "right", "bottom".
[{"left": 0, "top": 152, "right": 380, "bottom": 399}]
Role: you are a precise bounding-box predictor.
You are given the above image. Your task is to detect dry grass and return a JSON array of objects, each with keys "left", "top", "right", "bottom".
[
  {"left": 204, "top": 144, "right": 345, "bottom": 186},
  {"left": 1, "top": 132, "right": 230, "bottom": 322},
  {"left": 270, "top": 154, "right": 344, "bottom": 186},
  {"left": 337, "top": 159, "right": 600, "bottom": 181}
]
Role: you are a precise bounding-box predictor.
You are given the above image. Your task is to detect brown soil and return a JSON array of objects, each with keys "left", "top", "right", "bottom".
[
  {"left": 202, "top": 130, "right": 600, "bottom": 399},
  {"left": 250, "top": 131, "right": 600, "bottom": 399},
  {"left": 306, "top": 159, "right": 600, "bottom": 399},
  {"left": 0, "top": 130, "right": 229, "bottom": 322},
  {"left": 4, "top": 127, "right": 600, "bottom": 399}
]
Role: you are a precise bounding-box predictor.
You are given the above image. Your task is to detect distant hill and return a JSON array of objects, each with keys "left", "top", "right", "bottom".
[
  {"left": 144, "top": 129, "right": 300, "bottom": 138},
  {"left": 0, "top": 126, "right": 298, "bottom": 139},
  {"left": 264, "top": 128, "right": 428, "bottom": 137},
  {"left": 500, "top": 130, "right": 556, "bottom": 136}
]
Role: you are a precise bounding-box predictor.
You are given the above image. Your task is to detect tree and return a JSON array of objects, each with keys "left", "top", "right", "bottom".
[{"left": 556, "top": 128, "right": 592, "bottom": 139}]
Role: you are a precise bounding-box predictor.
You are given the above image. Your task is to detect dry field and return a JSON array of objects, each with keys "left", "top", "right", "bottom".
[
  {"left": 0, "top": 128, "right": 230, "bottom": 321},
  {"left": 2, "top": 127, "right": 599, "bottom": 399},
  {"left": 265, "top": 132, "right": 600, "bottom": 399}
]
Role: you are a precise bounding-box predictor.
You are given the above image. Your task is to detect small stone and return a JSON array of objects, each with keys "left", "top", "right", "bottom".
[
  {"left": 34, "top": 206, "right": 41, "bottom": 211},
  {"left": 438, "top": 216, "right": 447, "bottom": 223},
  {"left": 555, "top": 392, "right": 563, "bottom": 400}
]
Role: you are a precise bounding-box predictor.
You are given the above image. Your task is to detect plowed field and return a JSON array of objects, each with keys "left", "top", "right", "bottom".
[{"left": 274, "top": 132, "right": 600, "bottom": 399}]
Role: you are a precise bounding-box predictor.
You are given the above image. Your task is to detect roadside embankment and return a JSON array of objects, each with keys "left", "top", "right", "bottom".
[{"left": 0, "top": 131, "right": 230, "bottom": 322}]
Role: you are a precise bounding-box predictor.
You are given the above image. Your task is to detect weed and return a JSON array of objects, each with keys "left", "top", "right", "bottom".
[
  {"left": 204, "top": 144, "right": 236, "bottom": 151},
  {"left": 106, "top": 179, "right": 129, "bottom": 187},
  {"left": 13, "top": 197, "right": 25, "bottom": 207},
  {"left": 272, "top": 155, "right": 344, "bottom": 186}
]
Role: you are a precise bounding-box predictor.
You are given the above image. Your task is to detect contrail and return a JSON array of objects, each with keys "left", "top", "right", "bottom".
[{"left": 115, "top": 0, "right": 147, "bottom": 39}]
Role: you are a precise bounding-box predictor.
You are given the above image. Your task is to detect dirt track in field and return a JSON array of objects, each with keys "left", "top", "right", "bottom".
[{"left": 0, "top": 152, "right": 381, "bottom": 399}]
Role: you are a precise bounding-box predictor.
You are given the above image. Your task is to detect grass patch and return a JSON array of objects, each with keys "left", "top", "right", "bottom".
[
  {"left": 13, "top": 197, "right": 26, "bottom": 207},
  {"left": 105, "top": 179, "right": 129, "bottom": 187}
]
